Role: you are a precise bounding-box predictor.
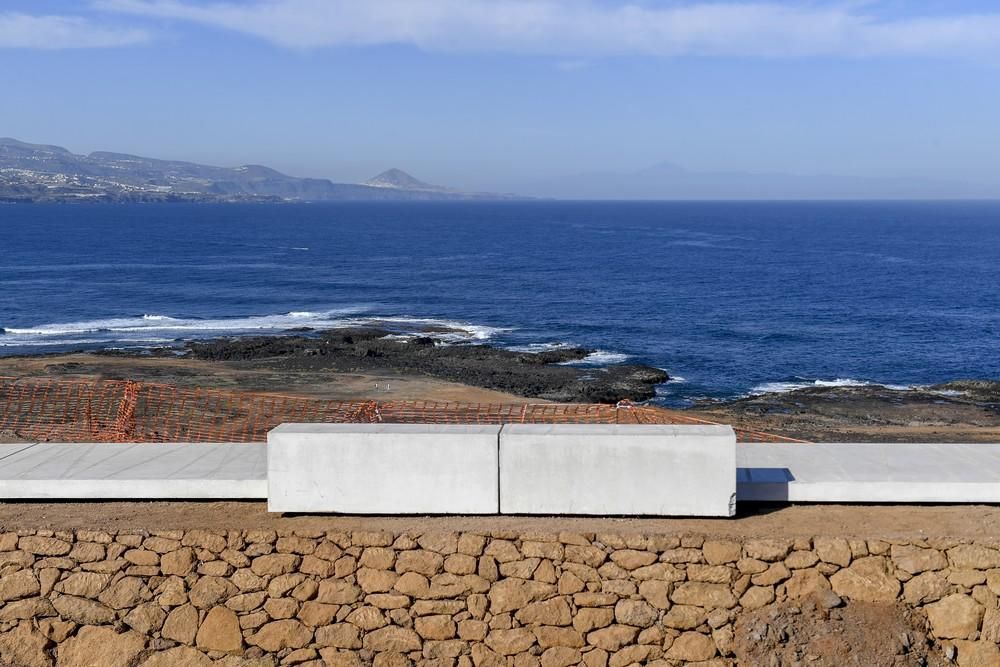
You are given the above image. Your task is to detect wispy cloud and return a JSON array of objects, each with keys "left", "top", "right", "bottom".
[
  {"left": 95, "top": 0, "right": 1000, "bottom": 58},
  {"left": 0, "top": 12, "right": 147, "bottom": 49}
]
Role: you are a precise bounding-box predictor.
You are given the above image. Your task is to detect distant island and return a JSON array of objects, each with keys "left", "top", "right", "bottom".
[{"left": 0, "top": 138, "right": 524, "bottom": 203}]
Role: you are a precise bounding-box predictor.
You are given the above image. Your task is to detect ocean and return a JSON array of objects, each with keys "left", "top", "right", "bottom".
[{"left": 1, "top": 201, "right": 998, "bottom": 406}]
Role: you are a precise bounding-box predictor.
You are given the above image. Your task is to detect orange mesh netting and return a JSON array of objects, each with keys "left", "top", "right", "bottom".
[{"left": 0, "top": 376, "right": 804, "bottom": 443}]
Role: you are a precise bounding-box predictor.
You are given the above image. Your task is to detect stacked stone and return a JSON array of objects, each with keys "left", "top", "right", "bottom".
[{"left": 1, "top": 529, "right": 1000, "bottom": 666}]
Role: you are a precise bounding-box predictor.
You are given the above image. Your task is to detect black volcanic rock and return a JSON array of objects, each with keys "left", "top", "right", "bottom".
[{"left": 183, "top": 327, "right": 668, "bottom": 403}]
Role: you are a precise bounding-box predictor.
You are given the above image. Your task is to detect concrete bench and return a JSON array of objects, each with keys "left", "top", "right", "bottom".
[
  {"left": 267, "top": 424, "right": 500, "bottom": 514},
  {"left": 499, "top": 424, "right": 736, "bottom": 516}
]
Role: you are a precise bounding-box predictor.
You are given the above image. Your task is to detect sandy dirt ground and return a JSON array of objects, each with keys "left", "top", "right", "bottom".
[
  {"left": 3, "top": 354, "right": 999, "bottom": 442},
  {"left": 733, "top": 597, "right": 947, "bottom": 666},
  {"left": 2, "top": 501, "right": 1000, "bottom": 539},
  {"left": 0, "top": 353, "right": 536, "bottom": 404}
]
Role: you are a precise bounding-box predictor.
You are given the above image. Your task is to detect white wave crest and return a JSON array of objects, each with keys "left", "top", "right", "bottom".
[
  {"left": 2, "top": 308, "right": 365, "bottom": 337},
  {"left": 557, "top": 349, "right": 632, "bottom": 366},
  {"left": 506, "top": 343, "right": 634, "bottom": 366},
  {"left": 0, "top": 309, "right": 511, "bottom": 348},
  {"left": 361, "top": 317, "right": 510, "bottom": 342},
  {"left": 508, "top": 343, "right": 642, "bottom": 368},
  {"left": 579, "top": 350, "right": 631, "bottom": 365},
  {"left": 0, "top": 337, "right": 177, "bottom": 348},
  {"left": 750, "top": 378, "right": 913, "bottom": 395},
  {"left": 505, "top": 342, "right": 576, "bottom": 353},
  {"left": 929, "top": 388, "right": 966, "bottom": 397}
]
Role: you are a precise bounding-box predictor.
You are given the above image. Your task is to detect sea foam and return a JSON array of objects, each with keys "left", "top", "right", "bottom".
[
  {"left": 506, "top": 343, "right": 634, "bottom": 367},
  {"left": 0, "top": 309, "right": 508, "bottom": 348},
  {"left": 749, "top": 378, "right": 914, "bottom": 395},
  {"left": 561, "top": 350, "right": 632, "bottom": 366}
]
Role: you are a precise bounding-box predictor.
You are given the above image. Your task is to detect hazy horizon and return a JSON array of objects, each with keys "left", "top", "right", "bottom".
[
  {"left": 4, "top": 1, "right": 1000, "bottom": 198},
  {"left": 9, "top": 135, "right": 1000, "bottom": 200}
]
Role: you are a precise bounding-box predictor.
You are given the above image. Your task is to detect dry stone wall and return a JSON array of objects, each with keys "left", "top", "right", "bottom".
[{"left": 2, "top": 528, "right": 1000, "bottom": 666}]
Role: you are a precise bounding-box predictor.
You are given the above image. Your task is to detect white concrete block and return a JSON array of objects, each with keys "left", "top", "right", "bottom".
[
  {"left": 499, "top": 424, "right": 736, "bottom": 516},
  {"left": 0, "top": 443, "right": 266, "bottom": 499},
  {"left": 738, "top": 443, "right": 1000, "bottom": 503},
  {"left": 267, "top": 423, "right": 500, "bottom": 514}
]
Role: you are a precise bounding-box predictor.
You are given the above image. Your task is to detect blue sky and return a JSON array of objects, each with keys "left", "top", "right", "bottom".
[{"left": 2, "top": 1, "right": 1000, "bottom": 193}]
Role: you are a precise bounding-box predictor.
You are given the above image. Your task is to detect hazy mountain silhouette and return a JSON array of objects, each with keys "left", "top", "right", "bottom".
[
  {"left": 0, "top": 139, "right": 521, "bottom": 202},
  {"left": 364, "top": 168, "right": 450, "bottom": 192}
]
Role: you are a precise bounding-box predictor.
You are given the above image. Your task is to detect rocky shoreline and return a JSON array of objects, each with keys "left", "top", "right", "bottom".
[
  {"left": 3, "top": 327, "right": 997, "bottom": 441},
  {"left": 106, "top": 327, "right": 669, "bottom": 404},
  {"left": 697, "top": 380, "right": 1000, "bottom": 442}
]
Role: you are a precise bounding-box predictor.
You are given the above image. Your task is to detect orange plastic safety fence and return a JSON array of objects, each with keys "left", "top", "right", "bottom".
[{"left": 0, "top": 376, "right": 805, "bottom": 443}]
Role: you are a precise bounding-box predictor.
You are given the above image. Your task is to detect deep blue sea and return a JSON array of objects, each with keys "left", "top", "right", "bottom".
[{"left": 1, "top": 201, "right": 998, "bottom": 406}]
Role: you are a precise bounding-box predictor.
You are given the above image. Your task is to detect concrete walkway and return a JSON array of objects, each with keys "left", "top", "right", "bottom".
[
  {"left": 737, "top": 443, "right": 1000, "bottom": 503},
  {"left": 2, "top": 441, "right": 999, "bottom": 505},
  {"left": 0, "top": 443, "right": 266, "bottom": 499}
]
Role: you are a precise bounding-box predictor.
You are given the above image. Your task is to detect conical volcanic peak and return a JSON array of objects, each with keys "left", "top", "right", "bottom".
[{"left": 364, "top": 168, "right": 445, "bottom": 191}]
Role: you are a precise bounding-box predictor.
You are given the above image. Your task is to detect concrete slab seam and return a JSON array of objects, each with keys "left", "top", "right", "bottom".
[
  {"left": 0, "top": 442, "right": 39, "bottom": 463},
  {"left": 496, "top": 424, "right": 504, "bottom": 515}
]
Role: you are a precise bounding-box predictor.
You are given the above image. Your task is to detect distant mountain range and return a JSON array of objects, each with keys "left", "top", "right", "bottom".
[
  {"left": 5, "top": 138, "right": 996, "bottom": 203},
  {"left": 522, "top": 161, "right": 1000, "bottom": 200},
  {"left": 0, "top": 138, "right": 521, "bottom": 203}
]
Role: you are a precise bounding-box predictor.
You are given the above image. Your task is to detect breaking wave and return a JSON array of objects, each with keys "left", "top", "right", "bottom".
[
  {"left": 0, "top": 309, "right": 509, "bottom": 348},
  {"left": 749, "top": 378, "right": 914, "bottom": 395},
  {"left": 560, "top": 350, "right": 632, "bottom": 366},
  {"left": 0, "top": 310, "right": 644, "bottom": 370}
]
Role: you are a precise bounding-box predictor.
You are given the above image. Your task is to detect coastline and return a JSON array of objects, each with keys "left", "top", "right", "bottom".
[
  {"left": 0, "top": 327, "right": 997, "bottom": 442},
  {"left": 0, "top": 326, "right": 667, "bottom": 405},
  {"left": 699, "top": 380, "right": 1000, "bottom": 443}
]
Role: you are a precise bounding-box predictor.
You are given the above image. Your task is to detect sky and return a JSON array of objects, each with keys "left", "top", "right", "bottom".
[{"left": 2, "top": 1, "right": 1000, "bottom": 194}]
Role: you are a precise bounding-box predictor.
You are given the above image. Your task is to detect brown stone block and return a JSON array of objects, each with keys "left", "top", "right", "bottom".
[
  {"left": 586, "top": 625, "right": 638, "bottom": 652},
  {"left": 829, "top": 556, "right": 900, "bottom": 602},
  {"left": 363, "top": 626, "right": 423, "bottom": 652},
  {"left": 196, "top": 606, "right": 242, "bottom": 653},
  {"left": 249, "top": 619, "right": 313, "bottom": 652}
]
